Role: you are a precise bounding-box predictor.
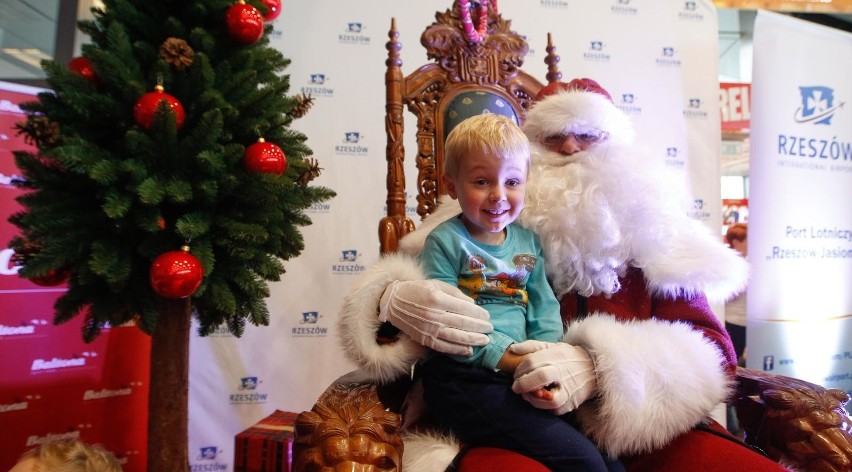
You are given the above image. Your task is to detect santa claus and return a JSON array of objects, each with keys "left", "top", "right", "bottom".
[{"left": 336, "top": 79, "right": 787, "bottom": 471}]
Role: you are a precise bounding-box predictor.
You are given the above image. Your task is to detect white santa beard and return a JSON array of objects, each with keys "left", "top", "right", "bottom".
[{"left": 520, "top": 141, "right": 689, "bottom": 299}]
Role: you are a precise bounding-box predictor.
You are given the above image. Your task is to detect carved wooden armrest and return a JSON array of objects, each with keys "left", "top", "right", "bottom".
[
  {"left": 734, "top": 367, "right": 852, "bottom": 472},
  {"left": 292, "top": 378, "right": 404, "bottom": 472}
]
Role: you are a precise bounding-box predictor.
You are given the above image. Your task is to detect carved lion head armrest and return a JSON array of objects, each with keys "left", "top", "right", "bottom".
[{"left": 734, "top": 367, "right": 852, "bottom": 472}]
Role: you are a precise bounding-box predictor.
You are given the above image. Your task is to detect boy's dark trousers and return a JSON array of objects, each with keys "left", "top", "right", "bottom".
[{"left": 420, "top": 355, "right": 624, "bottom": 472}]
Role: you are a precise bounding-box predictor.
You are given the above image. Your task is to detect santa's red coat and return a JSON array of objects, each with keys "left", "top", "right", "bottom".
[{"left": 336, "top": 195, "right": 785, "bottom": 471}]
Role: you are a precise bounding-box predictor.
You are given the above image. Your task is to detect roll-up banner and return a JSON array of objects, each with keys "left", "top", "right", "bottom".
[{"left": 747, "top": 10, "right": 852, "bottom": 395}]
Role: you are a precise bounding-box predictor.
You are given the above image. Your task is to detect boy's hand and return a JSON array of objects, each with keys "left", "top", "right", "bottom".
[
  {"left": 512, "top": 343, "right": 597, "bottom": 414},
  {"left": 378, "top": 279, "right": 492, "bottom": 356},
  {"left": 496, "top": 348, "right": 526, "bottom": 373},
  {"left": 530, "top": 386, "right": 556, "bottom": 402},
  {"left": 508, "top": 340, "right": 557, "bottom": 355}
]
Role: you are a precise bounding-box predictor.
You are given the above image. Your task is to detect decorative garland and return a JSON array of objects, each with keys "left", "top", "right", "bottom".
[{"left": 457, "top": 0, "right": 497, "bottom": 44}]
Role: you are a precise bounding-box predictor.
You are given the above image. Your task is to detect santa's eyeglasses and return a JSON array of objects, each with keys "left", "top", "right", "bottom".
[{"left": 540, "top": 130, "right": 609, "bottom": 147}]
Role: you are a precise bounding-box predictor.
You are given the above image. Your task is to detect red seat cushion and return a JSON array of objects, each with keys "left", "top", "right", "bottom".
[
  {"left": 458, "top": 447, "right": 549, "bottom": 471},
  {"left": 457, "top": 421, "right": 788, "bottom": 472},
  {"left": 623, "top": 421, "right": 787, "bottom": 472}
]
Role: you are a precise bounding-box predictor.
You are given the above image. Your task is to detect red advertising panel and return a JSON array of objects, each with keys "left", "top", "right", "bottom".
[
  {"left": 0, "top": 81, "right": 150, "bottom": 472},
  {"left": 719, "top": 82, "right": 751, "bottom": 133}
]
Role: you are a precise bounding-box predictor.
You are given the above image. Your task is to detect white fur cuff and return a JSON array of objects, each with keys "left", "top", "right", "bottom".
[
  {"left": 336, "top": 253, "right": 429, "bottom": 383},
  {"left": 565, "top": 314, "right": 733, "bottom": 456}
]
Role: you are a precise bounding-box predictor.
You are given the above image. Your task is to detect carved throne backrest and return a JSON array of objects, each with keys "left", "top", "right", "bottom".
[{"left": 380, "top": 2, "right": 561, "bottom": 254}]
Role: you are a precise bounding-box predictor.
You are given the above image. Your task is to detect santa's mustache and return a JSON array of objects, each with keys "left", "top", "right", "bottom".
[
  {"left": 527, "top": 146, "right": 626, "bottom": 203},
  {"left": 529, "top": 145, "right": 588, "bottom": 169},
  {"left": 527, "top": 141, "right": 679, "bottom": 215}
]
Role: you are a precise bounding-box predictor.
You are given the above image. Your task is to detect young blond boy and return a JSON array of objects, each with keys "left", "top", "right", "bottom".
[{"left": 417, "top": 114, "right": 622, "bottom": 471}]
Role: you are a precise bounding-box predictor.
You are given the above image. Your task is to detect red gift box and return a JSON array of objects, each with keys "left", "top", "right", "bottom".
[{"left": 234, "top": 410, "right": 297, "bottom": 472}]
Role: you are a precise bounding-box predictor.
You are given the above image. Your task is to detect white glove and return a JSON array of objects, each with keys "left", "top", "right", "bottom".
[
  {"left": 512, "top": 343, "right": 597, "bottom": 415},
  {"left": 509, "top": 340, "right": 558, "bottom": 355},
  {"left": 378, "top": 279, "right": 492, "bottom": 356}
]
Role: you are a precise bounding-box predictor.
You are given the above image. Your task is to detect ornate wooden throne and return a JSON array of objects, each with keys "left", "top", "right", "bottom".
[
  {"left": 378, "top": 3, "right": 560, "bottom": 255},
  {"left": 292, "top": 3, "right": 852, "bottom": 472}
]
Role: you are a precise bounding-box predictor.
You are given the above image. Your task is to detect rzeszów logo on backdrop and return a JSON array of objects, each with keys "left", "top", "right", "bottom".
[
  {"left": 335, "top": 131, "right": 369, "bottom": 156},
  {"left": 307, "top": 199, "right": 332, "bottom": 213},
  {"left": 665, "top": 146, "right": 685, "bottom": 168},
  {"left": 292, "top": 311, "right": 328, "bottom": 337},
  {"left": 683, "top": 97, "right": 708, "bottom": 119},
  {"left": 332, "top": 249, "right": 365, "bottom": 274},
  {"left": 191, "top": 445, "right": 227, "bottom": 472},
  {"left": 687, "top": 199, "right": 711, "bottom": 221},
  {"left": 655, "top": 47, "right": 681, "bottom": 67},
  {"left": 617, "top": 92, "right": 642, "bottom": 116},
  {"left": 610, "top": 0, "right": 637, "bottom": 15},
  {"left": 583, "top": 41, "right": 610, "bottom": 62},
  {"left": 778, "top": 85, "right": 850, "bottom": 172},
  {"left": 206, "top": 324, "right": 234, "bottom": 337},
  {"left": 339, "top": 22, "right": 370, "bottom": 45},
  {"left": 539, "top": 0, "right": 568, "bottom": 8},
  {"left": 300, "top": 73, "right": 334, "bottom": 98},
  {"left": 678, "top": 1, "right": 704, "bottom": 21},
  {"left": 229, "top": 376, "right": 267, "bottom": 404}
]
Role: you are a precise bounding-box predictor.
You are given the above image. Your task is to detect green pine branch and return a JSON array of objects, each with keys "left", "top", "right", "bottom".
[{"left": 9, "top": 0, "right": 334, "bottom": 340}]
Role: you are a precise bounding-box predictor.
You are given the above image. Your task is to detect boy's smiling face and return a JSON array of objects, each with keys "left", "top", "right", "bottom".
[{"left": 443, "top": 148, "right": 527, "bottom": 245}]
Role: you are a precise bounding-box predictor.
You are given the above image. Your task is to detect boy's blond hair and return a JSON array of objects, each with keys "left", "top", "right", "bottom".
[
  {"left": 443, "top": 114, "right": 529, "bottom": 179},
  {"left": 17, "top": 439, "right": 122, "bottom": 472}
]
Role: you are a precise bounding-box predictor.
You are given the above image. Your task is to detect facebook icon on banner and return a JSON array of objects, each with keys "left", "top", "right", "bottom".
[{"left": 763, "top": 355, "right": 774, "bottom": 371}]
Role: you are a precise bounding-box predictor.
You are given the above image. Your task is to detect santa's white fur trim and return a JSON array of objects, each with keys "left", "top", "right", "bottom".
[
  {"left": 523, "top": 89, "right": 635, "bottom": 146},
  {"left": 398, "top": 195, "right": 460, "bottom": 256},
  {"left": 401, "top": 433, "right": 461, "bottom": 472},
  {"left": 638, "top": 216, "right": 749, "bottom": 303},
  {"left": 336, "top": 252, "right": 428, "bottom": 383},
  {"left": 565, "top": 314, "right": 734, "bottom": 456}
]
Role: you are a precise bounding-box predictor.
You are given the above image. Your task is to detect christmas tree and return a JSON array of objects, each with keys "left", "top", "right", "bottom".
[{"left": 10, "top": 1, "right": 333, "bottom": 470}]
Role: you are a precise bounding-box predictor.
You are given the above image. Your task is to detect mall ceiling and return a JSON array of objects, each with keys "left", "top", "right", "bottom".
[
  {"left": 0, "top": 0, "right": 62, "bottom": 80},
  {"left": 0, "top": 0, "right": 850, "bottom": 82}
]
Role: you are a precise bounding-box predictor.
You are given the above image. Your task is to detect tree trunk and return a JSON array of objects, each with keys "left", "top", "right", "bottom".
[{"left": 147, "top": 298, "right": 191, "bottom": 472}]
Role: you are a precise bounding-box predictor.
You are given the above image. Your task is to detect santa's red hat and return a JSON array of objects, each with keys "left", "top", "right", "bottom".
[{"left": 523, "top": 78, "right": 634, "bottom": 145}]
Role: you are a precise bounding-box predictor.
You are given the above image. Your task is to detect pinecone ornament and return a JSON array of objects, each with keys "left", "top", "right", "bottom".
[
  {"left": 15, "top": 115, "right": 61, "bottom": 148},
  {"left": 159, "top": 37, "right": 194, "bottom": 70},
  {"left": 297, "top": 158, "right": 323, "bottom": 186},
  {"left": 290, "top": 93, "right": 315, "bottom": 119}
]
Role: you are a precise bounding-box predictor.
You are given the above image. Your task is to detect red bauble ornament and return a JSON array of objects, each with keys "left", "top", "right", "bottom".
[
  {"left": 149, "top": 246, "right": 203, "bottom": 299},
  {"left": 260, "top": 0, "right": 282, "bottom": 21},
  {"left": 134, "top": 85, "right": 185, "bottom": 130},
  {"left": 244, "top": 138, "right": 287, "bottom": 174},
  {"left": 30, "top": 268, "right": 70, "bottom": 287},
  {"left": 226, "top": 1, "right": 265, "bottom": 45},
  {"left": 68, "top": 56, "right": 97, "bottom": 82}
]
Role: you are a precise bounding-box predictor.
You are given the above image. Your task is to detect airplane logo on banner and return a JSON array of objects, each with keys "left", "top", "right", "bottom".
[{"left": 794, "top": 86, "right": 844, "bottom": 125}]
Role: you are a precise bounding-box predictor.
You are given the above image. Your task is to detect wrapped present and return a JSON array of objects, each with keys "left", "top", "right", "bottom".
[{"left": 234, "top": 410, "right": 297, "bottom": 472}]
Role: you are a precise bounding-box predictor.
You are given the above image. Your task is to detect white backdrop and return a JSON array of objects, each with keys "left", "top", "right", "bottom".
[
  {"left": 746, "top": 11, "right": 852, "bottom": 392},
  {"left": 187, "top": 1, "right": 723, "bottom": 468}
]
